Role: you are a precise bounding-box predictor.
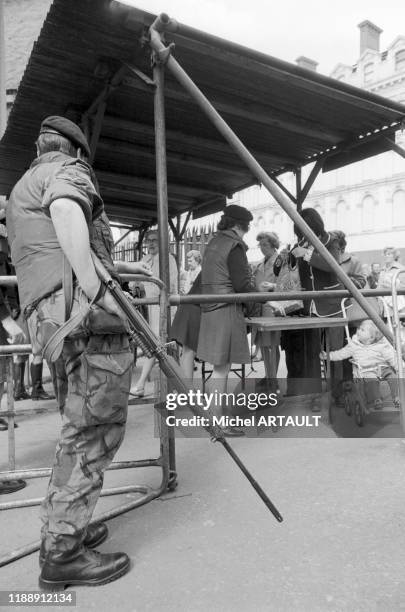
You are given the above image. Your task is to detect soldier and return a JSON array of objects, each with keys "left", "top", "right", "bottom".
[{"left": 6, "top": 116, "right": 149, "bottom": 590}]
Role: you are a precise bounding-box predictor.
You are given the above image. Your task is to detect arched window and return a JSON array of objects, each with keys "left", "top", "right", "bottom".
[
  {"left": 361, "top": 195, "right": 375, "bottom": 232},
  {"left": 392, "top": 190, "right": 405, "bottom": 227},
  {"left": 273, "top": 213, "right": 282, "bottom": 230},
  {"left": 364, "top": 62, "right": 374, "bottom": 83},
  {"left": 395, "top": 49, "right": 405, "bottom": 72},
  {"left": 314, "top": 203, "right": 324, "bottom": 218},
  {"left": 328, "top": 206, "right": 337, "bottom": 230},
  {"left": 336, "top": 200, "right": 347, "bottom": 232},
  {"left": 256, "top": 215, "right": 264, "bottom": 228}
]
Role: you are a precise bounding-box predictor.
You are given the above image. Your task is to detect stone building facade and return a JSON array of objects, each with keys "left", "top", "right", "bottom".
[{"left": 238, "top": 20, "right": 405, "bottom": 264}]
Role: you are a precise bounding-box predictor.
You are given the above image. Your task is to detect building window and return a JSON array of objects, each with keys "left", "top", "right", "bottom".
[
  {"left": 273, "top": 213, "right": 282, "bottom": 230},
  {"left": 361, "top": 195, "right": 375, "bottom": 232},
  {"left": 392, "top": 190, "right": 405, "bottom": 227},
  {"left": 336, "top": 200, "right": 347, "bottom": 232},
  {"left": 395, "top": 49, "right": 405, "bottom": 72},
  {"left": 314, "top": 204, "right": 324, "bottom": 217},
  {"left": 364, "top": 62, "right": 374, "bottom": 83},
  {"left": 256, "top": 215, "right": 264, "bottom": 228}
]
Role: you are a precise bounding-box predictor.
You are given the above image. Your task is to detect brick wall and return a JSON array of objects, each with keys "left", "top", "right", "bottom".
[{"left": 4, "top": 0, "right": 52, "bottom": 90}]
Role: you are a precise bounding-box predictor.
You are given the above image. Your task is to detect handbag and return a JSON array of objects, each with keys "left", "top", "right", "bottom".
[{"left": 268, "top": 259, "right": 304, "bottom": 316}]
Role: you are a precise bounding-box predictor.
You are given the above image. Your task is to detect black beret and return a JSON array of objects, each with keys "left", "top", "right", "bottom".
[
  {"left": 39, "top": 116, "right": 91, "bottom": 158},
  {"left": 223, "top": 204, "right": 253, "bottom": 223}
]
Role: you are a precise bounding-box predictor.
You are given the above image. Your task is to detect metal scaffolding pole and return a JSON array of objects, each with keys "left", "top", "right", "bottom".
[
  {"left": 149, "top": 15, "right": 394, "bottom": 346},
  {"left": 0, "top": 0, "right": 7, "bottom": 137},
  {"left": 153, "top": 58, "right": 176, "bottom": 486}
]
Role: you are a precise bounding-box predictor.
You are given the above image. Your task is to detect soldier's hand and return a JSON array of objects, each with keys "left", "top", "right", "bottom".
[
  {"left": 2, "top": 316, "right": 27, "bottom": 344},
  {"left": 96, "top": 291, "right": 128, "bottom": 323}
]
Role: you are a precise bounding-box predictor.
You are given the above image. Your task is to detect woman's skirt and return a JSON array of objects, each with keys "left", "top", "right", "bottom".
[
  {"left": 197, "top": 304, "right": 250, "bottom": 366},
  {"left": 170, "top": 304, "right": 201, "bottom": 352}
]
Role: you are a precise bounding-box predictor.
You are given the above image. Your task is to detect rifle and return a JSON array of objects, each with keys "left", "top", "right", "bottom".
[{"left": 93, "top": 253, "right": 283, "bottom": 523}]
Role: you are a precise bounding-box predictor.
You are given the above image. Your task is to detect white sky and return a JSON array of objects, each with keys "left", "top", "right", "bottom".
[{"left": 118, "top": 0, "right": 404, "bottom": 75}]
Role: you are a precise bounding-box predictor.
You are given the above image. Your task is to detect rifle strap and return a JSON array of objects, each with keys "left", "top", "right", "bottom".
[{"left": 42, "top": 256, "right": 93, "bottom": 363}]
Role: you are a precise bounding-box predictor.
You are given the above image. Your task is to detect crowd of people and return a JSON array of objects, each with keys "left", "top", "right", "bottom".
[{"left": 0, "top": 114, "right": 403, "bottom": 590}]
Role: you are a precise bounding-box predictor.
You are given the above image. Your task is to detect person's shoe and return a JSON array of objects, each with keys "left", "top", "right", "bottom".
[
  {"left": 221, "top": 426, "right": 246, "bottom": 437},
  {"left": 14, "top": 385, "right": 30, "bottom": 401},
  {"left": 0, "top": 418, "right": 18, "bottom": 430},
  {"left": 31, "top": 387, "right": 56, "bottom": 401},
  {"left": 31, "top": 363, "right": 55, "bottom": 400},
  {"left": 0, "top": 479, "right": 26, "bottom": 494},
  {"left": 39, "top": 547, "right": 130, "bottom": 591},
  {"left": 39, "top": 523, "right": 109, "bottom": 567}
]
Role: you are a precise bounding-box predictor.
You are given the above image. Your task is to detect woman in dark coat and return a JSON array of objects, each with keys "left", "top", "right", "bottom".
[
  {"left": 283, "top": 208, "right": 344, "bottom": 401},
  {"left": 197, "top": 205, "right": 255, "bottom": 436}
]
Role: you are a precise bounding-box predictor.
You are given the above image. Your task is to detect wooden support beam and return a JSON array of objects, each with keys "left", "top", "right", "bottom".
[
  {"left": 114, "top": 226, "right": 135, "bottom": 247},
  {"left": 97, "top": 138, "right": 251, "bottom": 177},
  {"left": 102, "top": 115, "right": 302, "bottom": 168},
  {"left": 101, "top": 185, "right": 192, "bottom": 206},
  {"left": 300, "top": 159, "right": 323, "bottom": 202},
  {"left": 123, "top": 74, "right": 340, "bottom": 144},
  {"left": 295, "top": 168, "right": 302, "bottom": 212},
  {"left": 270, "top": 176, "right": 296, "bottom": 204},
  {"left": 96, "top": 170, "right": 224, "bottom": 198},
  {"left": 385, "top": 136, "right": 405, "bottom": 160},
  {"left": 82, "top": 64, "right": 128, "bottom": 122},
  {"left": 179, "top": 210, "right": 192, "bottom": 239},
  {"left": 89, "top": 101, "right": 106, "bottom": 163}
]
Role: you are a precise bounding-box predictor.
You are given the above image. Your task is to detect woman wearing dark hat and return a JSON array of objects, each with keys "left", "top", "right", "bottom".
[{"left": 197, "top": 204, "right": 255, "bottom": 436}]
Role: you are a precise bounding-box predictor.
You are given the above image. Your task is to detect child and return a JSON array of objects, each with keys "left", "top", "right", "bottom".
[{"left": 320, "top": 319, "right": 399, "bottom": 410}]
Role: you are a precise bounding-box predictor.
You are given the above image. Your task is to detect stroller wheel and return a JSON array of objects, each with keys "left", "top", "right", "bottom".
[
  {"left": 354, "top": 400, "right": 364, "bottom": 427},
  {"left": 344, "top": 394, "right": 352, "bottom": 416}
]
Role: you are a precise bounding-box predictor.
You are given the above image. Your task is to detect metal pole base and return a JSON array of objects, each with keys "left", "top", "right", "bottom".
[
  {"left": 167, "top": 470, "right": 178, "bottom": 492},
  {"left": 0, "top": 479, "right": 27, "bottom": 495}
]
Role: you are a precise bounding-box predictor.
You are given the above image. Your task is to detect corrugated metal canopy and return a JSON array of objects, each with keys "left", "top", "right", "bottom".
[{"left": 1, "top": 0, "right": 405, "bottom": 228}]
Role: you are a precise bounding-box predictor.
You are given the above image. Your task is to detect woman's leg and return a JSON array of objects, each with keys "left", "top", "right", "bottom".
[
  {"left": 134, "top": 357, "right": 155, "bottom": 394},
  {"left": 206, "top": 363, "right": 231, "bottom": 419},
  {"left": 180, "top": 346, "right": 196, "bottom": 381}
]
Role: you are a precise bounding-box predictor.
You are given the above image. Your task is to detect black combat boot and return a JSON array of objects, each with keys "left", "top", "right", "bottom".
[
  {"left": 14, "top": 362, "right": 30, "bottom": 401},
  {"left": 31, "top": 363, "right": 55, "bottom": 401},
  {"left": 39, "top": 523, "right": 109, "bottom": 567},
  {"left": 39, "top": 546, "right": 130, "bottom": 591}
]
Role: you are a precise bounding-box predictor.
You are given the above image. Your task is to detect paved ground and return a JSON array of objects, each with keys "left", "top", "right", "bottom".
[{"left": 1, "top": 359, "right": 405, "bottom": 612}]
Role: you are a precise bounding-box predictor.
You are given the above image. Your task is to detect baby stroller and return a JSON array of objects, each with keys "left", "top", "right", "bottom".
[{"left": 340, "top": 297, "right": 399, "bottom": 427}]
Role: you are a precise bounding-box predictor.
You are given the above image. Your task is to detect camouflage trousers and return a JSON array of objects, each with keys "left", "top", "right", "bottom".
[{"left": 27, "top": 293, "right": 133, "bottom": 554}]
